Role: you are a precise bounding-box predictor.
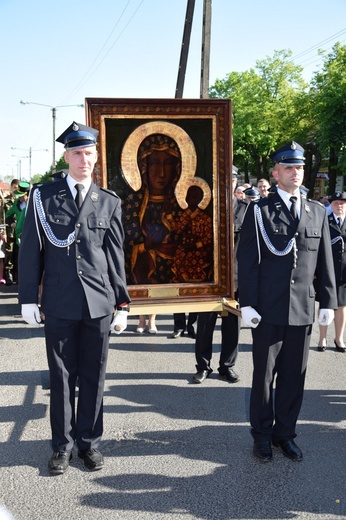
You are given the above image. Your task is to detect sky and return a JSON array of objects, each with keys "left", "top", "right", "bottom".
[{"left": 1, "top": 0, "right": 346, "bottom": 182}]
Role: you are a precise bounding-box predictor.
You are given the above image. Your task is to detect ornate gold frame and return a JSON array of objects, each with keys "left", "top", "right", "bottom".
[{"left": 86, "top": 98, "right": 235, "bottom": 313}]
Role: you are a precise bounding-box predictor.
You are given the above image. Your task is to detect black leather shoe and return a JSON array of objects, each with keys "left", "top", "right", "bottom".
[
  {"left": 78, "top": 448, "right": 104, "bottom": 470},
  {"left": 5, "top": 273, "right": 13, "bottom": 286},
  {"left": 334, "top": 340, "right": 346, "bottom": 353},
  {"left": 169, "top": 329, "right": 185, "bottom": 339},
  {"left": 253, "top": 441, "right": 272, "bottom": 462},
  {"left": 272, "top": 439, "right": 303, "bottom": 461},
  {"left": 192, "top": 369, "right": 211, "bottom": 384},
  {"left": 219, "top": 368, "right": 240, "bottom": 383},
  {"left": 48, "top": 451, "right": 72, "bottom": 475}
]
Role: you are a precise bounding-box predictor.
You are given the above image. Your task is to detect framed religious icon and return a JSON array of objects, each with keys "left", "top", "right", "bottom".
[{"left": 86, "top": 98, "right": 236, "bottom": 314}]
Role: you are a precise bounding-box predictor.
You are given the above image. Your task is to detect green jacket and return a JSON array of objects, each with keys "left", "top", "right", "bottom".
[{"left": 5, "top": 198, "right": 27, "bottom": 245}]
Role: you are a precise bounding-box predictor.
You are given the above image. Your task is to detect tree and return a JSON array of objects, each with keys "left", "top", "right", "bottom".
[
  {"left": 209, "top": 50, "right": 310, "bottom": 181},
  {"left": 310, "top": 43, "right": 346, "bottom": 193},
  {"left": 30, "top": 154, "right": 69, "bottom": 185}
]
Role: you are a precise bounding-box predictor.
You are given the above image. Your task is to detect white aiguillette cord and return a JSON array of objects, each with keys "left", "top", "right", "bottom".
[{"left": 33, "top": 188, "right": 75, "bottom": 254}]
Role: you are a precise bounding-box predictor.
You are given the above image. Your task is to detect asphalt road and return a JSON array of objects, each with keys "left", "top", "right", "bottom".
[{"left": 0, "top": 285, "right": 345, "bottom": 520}]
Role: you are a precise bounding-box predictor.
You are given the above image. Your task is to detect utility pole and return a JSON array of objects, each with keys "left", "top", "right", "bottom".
[
  {"left": 52, "top": 107, "right": 57, "bottom": 172},
  {"left": 200, "top": 0, "right": 212, "bottom": 99},
  {"left": 175, "top": 0, "right": 195, "bottom": 98}
]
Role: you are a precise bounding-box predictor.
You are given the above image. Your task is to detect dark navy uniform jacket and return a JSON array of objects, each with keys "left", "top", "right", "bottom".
[
  {"left": 237, "top": 191, "right": 337, "bottom": 326},
  {"left": 19, "top": 178, "right": 130, "bottom": 320},
  {"left": 328, "top": 213, "right": 346, "bottom": 283}
]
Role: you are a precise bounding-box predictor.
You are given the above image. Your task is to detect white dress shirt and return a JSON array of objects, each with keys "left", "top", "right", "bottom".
[
  {"left": 66, "top": 174, "right": 91, "bottom": 202},
  {"left": 277, "top": 188, "right": 301, "bottom": 219}
]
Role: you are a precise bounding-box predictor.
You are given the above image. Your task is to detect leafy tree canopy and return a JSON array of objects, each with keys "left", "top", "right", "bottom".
[
  {"left": 30, "top": 154, "right": 68, "bottom": 185},
  {"left": 210, "top": 50, "right": 310, "bottom": 179}
]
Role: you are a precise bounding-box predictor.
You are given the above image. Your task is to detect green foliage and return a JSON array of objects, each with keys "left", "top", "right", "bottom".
[
  {"left": 210, "top": 50, "right": 309, "bottom": 179},
  {"left": 311, "top": 43, "right": 346, "bottom": 147},
  {"left": 209, "top": 45, "right": 346, "bottom": 190},
  {"left": 29, "top": 154, "right": 69, "bottom": 185},
  {"left": 309, "top": 43, "right": 346, "bottom": 191}
]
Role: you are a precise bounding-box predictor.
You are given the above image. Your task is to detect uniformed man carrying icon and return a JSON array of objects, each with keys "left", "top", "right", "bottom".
[
  {"left": 19, "top": 122, "right": 130, "bottom": 475},
  {"left": 237, "top": 141, "right": 337, "bottom": 463}
]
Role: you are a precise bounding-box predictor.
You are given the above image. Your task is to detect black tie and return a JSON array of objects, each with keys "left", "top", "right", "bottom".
[
  {"left": 74, "top": 184, "right": 84, "bottom": 210},
  {"left": 289, "top": 196, "right": 298, "bottom": 222},
  {"left": 338, "top": 217, "right": 342, "bottom": 228}
]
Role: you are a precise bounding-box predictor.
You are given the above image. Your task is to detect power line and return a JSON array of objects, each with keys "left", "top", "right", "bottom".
[
  {"left": 291, "top": 28, "right": 346, "bottom": 62},
  {"left": 61, "top": 0, "right": 132, "bottom": 103},
  {"left": 63, "top": 0, "right": 145, "bottom": 103}
]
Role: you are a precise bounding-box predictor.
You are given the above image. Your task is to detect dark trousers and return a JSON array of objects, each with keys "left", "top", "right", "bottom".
[
  {"left": 250, "top": 322, "right": 311, "bottom": 443},
  {"left": 195, "top": 311, "right": 239, "bottom": 372},
  {"left": 173, "top": 313, "right": 197, "bottom": 332},
  {"left": 44, "top": 311, "right": 112, "bottom": 452},
  {"left": 4, "top": 238, "right": 17, "bottom": 281}
]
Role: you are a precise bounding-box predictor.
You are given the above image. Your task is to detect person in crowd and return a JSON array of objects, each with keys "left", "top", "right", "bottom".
[
  {"left": 192, "top": 165, "right": 242, "bottom": 384},
  {"left": 231, "top": 164, "right": 245, "bottom": 202},
  {"left": 18, "top": 122, "right": 130, "bottom": 476},
  {"left": 192, "top": 310, "right": 240, "bottom": 384},
  {"left": 233, "top": 170, "right": 248, "bottom": 301},
  {"left": 257, "top": 178, "right": 270, "bottom": 198},
  {"left": 0, "top": 189, "right": 6, "bottom": 284},
  {"left": 137, "top": 314, "right": 157, "bottom": 334},
  {"left": 319, "top": 195, "right": 332, "bottom": 214},
  {"left": 237, "top": 141, "right": 337, "bottom": 463},
  {"left": 5, "top": 181, "right": 30, "bottom": 283},
  {"left": 319, "top": 195, "right": 329, "bottom": 206},
  {"left": 244, "top": 187, "right": 260, "bottom": 203},
  {"left": 234, "top": 186, "right": 245, "bottom": 201},
  {"left": 3, "top": 178, "right": 19, "bottom": 285},
  {"left": 170, "top": 313, "right": 197, "bottom": 339},
  {"left": 317, "top": 191, "right": 346, "bottom": 352}
]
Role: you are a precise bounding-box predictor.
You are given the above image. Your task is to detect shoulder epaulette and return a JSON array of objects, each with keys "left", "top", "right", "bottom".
[
  {"left": 308, "top": 198, "right": 324, "bottom": 206},
  {"left": 100, "top": 187, "right": 119, "bottom": 198}
]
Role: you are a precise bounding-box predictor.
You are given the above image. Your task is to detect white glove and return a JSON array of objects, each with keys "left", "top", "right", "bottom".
[
  {"left": 241, "top": 306, "right": 262, "bottom": 328},
  {"left": 21, "top": 304, "right": 43, "bottom": 327},
  {"left": 318, "top": 309, "right": 334, "bottom": 326},
  {"left": 110, "top": 310, "right": 128, "bottom": 335}
]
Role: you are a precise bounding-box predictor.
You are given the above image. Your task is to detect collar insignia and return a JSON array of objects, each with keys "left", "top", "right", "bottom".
[
  {"left": 90, "top": 191, "right": 99, "bottom": 202},
  {"left": 57, "top": 189, "right": 67, "bottom": 199},
  {"left": 304, "top": 203, "right": 310, "bottom": 212}
]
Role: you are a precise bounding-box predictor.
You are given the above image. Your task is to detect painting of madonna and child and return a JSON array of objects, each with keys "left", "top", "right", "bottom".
[{"left": 86, "top": 99, "right": 233, "bottom": 300}]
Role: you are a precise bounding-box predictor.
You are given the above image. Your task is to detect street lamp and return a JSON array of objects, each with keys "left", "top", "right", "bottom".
[
  {"left": 11, "top": 147, "right": 48, "bottom": 178},
  {"left": 20, "top": 101, "right": 84, "bottom": 173},
  {"left": 11, "top": 154, "right": 29, "bottom": 180}
]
